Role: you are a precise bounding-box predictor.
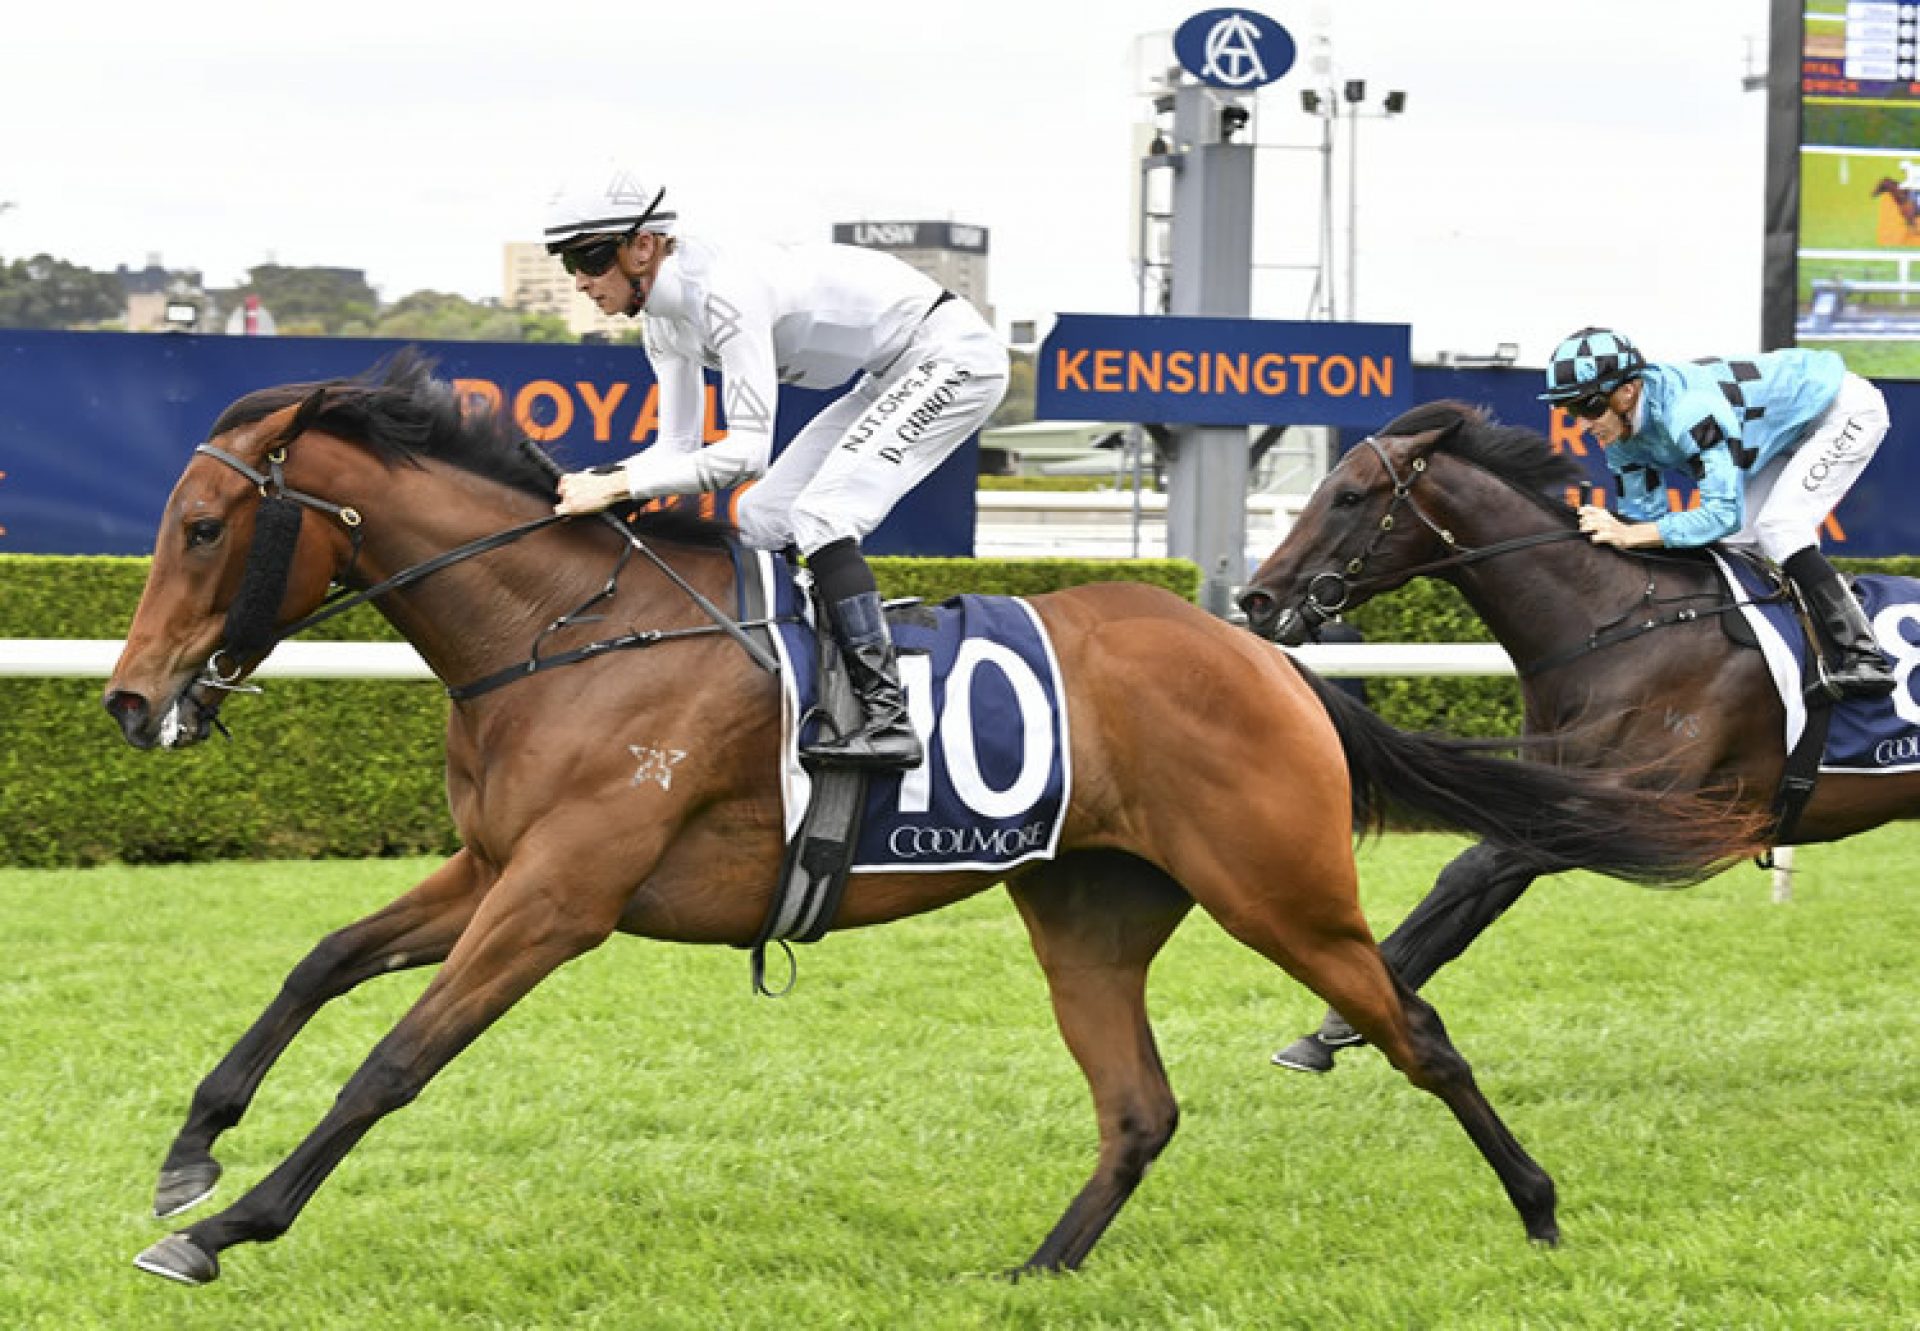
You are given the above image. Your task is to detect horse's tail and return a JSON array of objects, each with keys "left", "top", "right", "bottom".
[{"left": 1291, "top": 660, "right": 1767, "bottom": 886}]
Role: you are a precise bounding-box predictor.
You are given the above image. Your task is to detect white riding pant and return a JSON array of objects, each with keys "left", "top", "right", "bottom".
[
  {"left": 735, "top": 300, "right": 1009, "bottom": 554},
  {"left": 1734, "top": 372, "right": 1889, "bottom": 562}
]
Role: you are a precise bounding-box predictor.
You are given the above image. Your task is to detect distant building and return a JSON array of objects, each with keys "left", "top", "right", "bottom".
[
  {"left": 116, "top": 254, "right": 215, "bottom": 332},
  {"left": 831, "top": 220, "right": 993, "bottom": 326},
  {"left": 125, "top": 282, "right": 213, "bottom": 333},
  {"left": 115, "top": 254, "right": 184, "bottom": 298},
  {"left": 501, "top": 243, "right": 630, "bottom": 339}
]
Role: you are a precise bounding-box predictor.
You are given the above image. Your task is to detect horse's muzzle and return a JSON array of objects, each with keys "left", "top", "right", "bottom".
[
  {"left": 104, "top": 684, "right": 219, "bottom": 750},
  {"left": 1236, "top": 588, "right": 1311, "bottom": 646},
  {"left": 1237, "top": 587, "right": 1280, "bottom": 639}
]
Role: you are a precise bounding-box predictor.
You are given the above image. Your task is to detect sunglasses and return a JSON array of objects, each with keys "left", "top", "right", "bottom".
[
  {"left": 559, "top": 234, "right": 628, "bottom": 278},
  {"left": 1562, "top": 388, "right": 1616, "bottom": 421}
]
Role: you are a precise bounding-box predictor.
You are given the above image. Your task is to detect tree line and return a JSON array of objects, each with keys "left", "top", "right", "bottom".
[
  {"left": 0, "top": 248, "right": 1032, "bottom": 421},
  {"left": 0, "top": 253, "right": 593, "bottom": 343}
]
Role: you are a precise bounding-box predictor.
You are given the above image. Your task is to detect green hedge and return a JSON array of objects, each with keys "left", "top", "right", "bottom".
[
  {"left": 11, "top": 549, "right": 1909, "bottom": 866},
  {"left": 0, "top": 554, "right": 1197, "bottom": 867}
]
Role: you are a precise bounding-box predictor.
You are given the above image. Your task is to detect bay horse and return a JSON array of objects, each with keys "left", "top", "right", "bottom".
[
  {"left": 1237, "top": 399, "right": 1920, "bottom": 1071},
  {"left": 104, "top": 360, "right": 1759, "bottom": 1286}
]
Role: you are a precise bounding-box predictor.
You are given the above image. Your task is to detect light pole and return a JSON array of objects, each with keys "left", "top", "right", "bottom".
[
  {"left": 1342, "top": 82, "right": 1406, "bottom": 321},
  {"left": 1298, "top": 85, "right": 1337, "bottom": 320}
]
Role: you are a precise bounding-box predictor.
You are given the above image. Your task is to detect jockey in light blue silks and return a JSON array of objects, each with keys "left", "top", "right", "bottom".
[{"left": 1545, "top": 326, "right": 1897, "bottom": 700}]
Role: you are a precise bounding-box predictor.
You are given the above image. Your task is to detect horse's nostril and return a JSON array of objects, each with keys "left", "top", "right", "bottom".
[{"left": 105, "top": 690, "right": 149, "bottom": 723}]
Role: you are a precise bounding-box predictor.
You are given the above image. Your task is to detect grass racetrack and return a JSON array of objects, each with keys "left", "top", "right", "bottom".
[{"left": 2, "top": 832, "right": 1916, "bottom": 1329}]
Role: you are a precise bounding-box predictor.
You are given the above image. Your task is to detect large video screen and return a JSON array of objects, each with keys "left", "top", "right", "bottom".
[{"left": 1796, "top": 0, "right": 1920, "bottom": 373}]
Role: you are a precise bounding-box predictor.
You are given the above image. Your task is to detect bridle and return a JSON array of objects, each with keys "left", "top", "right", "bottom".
[
  {"left": 1289, "top": 433, "right": 1586, "bottom": 634},
  {"left": 193, "top": 439, "right": 371, "bottom": 692},
  {"left": 1281, "top": 433, "right": 1775, "bottom": 677}
]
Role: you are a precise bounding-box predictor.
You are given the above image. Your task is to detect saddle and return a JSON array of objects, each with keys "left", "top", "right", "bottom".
[{"left": 727, "top": 543, "right": 1072, "bottom": 996}]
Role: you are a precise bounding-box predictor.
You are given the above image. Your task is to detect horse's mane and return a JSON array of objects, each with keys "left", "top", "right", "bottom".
[
  {"left": 1376, "top": 399, "right": 1585, "bottom": 509},
  {"left": 210, "top": 349, "right": 736, "bottom": 547}
]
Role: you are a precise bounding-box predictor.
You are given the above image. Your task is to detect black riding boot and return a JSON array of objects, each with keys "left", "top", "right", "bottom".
[
  {"left": 805, "top": 594, "right": 922, "bottom": 770},
  {"left": 1785, "top": 548, "right": 1897, "bottom": 701},
  {"left": 801, "top": 539, "right": 923, "bottom": 770}
]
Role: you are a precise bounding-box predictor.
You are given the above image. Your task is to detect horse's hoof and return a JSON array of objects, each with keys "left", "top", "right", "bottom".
[
  {"left": 1006, "top": 1260, "right": 1067, "bottom": 1283},
  {"left": 154, "top": 1161, "right": 222, "bottom": 1218},
  {"left": 1271, "top": 1034, "right": 1338, "bottom": 1074},
  {"left": 1527, "top": 1222, "right": 1562, "bottom": 1249},
  {"left": 133, "top": 1233, "right": 220, "bottom": 1286}
]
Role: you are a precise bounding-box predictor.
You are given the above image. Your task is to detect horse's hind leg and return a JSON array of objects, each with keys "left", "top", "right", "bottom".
[
  {"left": 1379, "top": 967, "right": 1559, "bottom": 1245},
  {"left": 1276, "top": 841, "right": 1540, "bottom": 1072},
  {"left": 1209, "top": 883, "right": 1559, "bottom": 1246},
  {"left": 1006, "top": 851, "right": 1194, "bottom": 1275},
  {"left": 152, "top": 849, "right": 490, "bottom": 1219}
]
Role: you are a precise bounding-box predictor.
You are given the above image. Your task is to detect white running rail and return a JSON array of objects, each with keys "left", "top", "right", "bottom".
[{"left": 0, "top": 639, "right": 1517, "bottom": 681}]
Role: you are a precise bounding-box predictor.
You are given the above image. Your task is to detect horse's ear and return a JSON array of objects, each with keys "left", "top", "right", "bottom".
[
  {"left": 1398, "top": 414, "right": 1465, "bottom": 452},
  {"left": 1379, "top": 400, "right": 1477, "bottom": 449},
  {"left": 275, "top": 386, "right": 331, "bottom": 446}
]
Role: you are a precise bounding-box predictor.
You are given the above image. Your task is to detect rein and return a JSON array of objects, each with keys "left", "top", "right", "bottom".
[
  {"left": 192, "top": 434, "right": 782, "bottom": 704},
  {"left": 1290, "top": 435, "right": 1787, "bottom": 676}
]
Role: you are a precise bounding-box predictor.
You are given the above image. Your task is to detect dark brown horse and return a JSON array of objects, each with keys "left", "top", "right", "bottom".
[
  {"left": 1238, "top": 399, "right": 1920, "bottom": 1070},
  {"left": 105, "top": 361, "right": 1759, "bottom": 1286}
]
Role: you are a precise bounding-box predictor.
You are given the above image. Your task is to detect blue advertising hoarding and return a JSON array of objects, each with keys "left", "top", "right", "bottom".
[
  {"left": 0, "top": 330, "right": 978, "bottom": 557},
  {"left": 1037, "top": 313, "right": 1410, "bottom": 428}
]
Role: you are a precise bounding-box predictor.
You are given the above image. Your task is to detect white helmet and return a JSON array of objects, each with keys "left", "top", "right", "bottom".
[{"left": 543, "top": 168, "right": 676, "bottom": 253}]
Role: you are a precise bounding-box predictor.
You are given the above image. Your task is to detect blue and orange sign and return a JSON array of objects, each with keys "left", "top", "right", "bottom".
[{"left": 1037, "top": 313, "right": 1409, "bottom": 428}]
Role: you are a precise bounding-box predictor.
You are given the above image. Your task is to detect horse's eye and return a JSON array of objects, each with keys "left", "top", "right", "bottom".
[
  {"left": 186, "top": 518, "right": 225, "bottom": 548},
  {"left": 1331, "top": 489, "right": 1366, "bottom": 509}
]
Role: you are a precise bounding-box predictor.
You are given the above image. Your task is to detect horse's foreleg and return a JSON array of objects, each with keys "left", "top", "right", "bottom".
[
  {"left": 153, "top": 850, "right": 490, "bottom": 1219},
  {"left": 134, "top": 858, "right": 624, "bottom": 1287},
  {"left": 1276, "top": 841, "right": 1539, "bottom": 1071},
  {"left": 1006, "top": 852, "right": 1193, "bottom": 1276},
  {"left": 1377, "top": 842, "right": 1538, "bottom": 987}
]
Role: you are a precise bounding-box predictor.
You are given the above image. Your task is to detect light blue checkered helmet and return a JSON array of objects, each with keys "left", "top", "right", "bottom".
[{"left": 1540, "top": 327, "right": 1647, "bottom": 402}]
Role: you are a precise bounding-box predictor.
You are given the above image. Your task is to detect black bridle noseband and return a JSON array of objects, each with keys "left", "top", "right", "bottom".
[{"left": 193, "top": 440, "right": 368, "bottom": 692}]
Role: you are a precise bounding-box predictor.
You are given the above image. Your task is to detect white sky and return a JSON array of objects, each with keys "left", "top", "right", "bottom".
[{"left": 0, "top": 0, "right": 1773, "bottom": 365}]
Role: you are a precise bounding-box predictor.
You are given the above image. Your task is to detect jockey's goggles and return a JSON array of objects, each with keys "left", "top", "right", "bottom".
[
  {"left": 1562, "top": 387, "right": 1617, "bottom": 421},
  {"left": 559, "top": 233, "right": 630, "bottom": 278}
]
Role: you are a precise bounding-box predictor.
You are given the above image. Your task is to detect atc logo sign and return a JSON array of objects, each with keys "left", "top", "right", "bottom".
[{"left": 1174, "top": 9, "right": 1296, "bottom": 89}]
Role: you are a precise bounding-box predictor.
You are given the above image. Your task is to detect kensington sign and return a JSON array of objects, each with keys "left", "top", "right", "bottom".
[
  {"left": 1035, "top": 313, "right": 1409, "bottom": 428},
  {"left": 1173, "top": 9, "right": 1296, "bottom": 90}
]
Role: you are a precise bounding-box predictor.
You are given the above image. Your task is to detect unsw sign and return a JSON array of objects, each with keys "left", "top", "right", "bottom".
[{"left": 1036, "top": 313, "right": 1409, "bottom": 428}]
